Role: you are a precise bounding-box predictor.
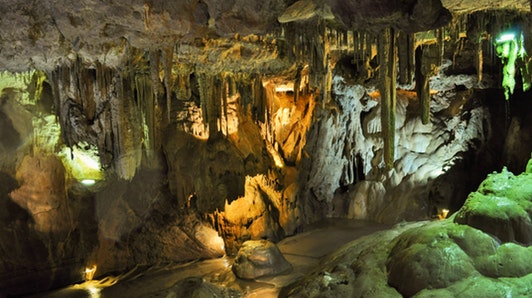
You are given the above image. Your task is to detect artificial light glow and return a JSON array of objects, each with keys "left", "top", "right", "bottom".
[
  {"left": 274, "top": 83, "right": 294, "bottom": 92},
  {"left": 438, "top": 208, "right": 450, "bottom": 220},
  {"left": 495, "top": 30, "right": 528, "bottom": 100},
  {"left": 59, "top": 142, "right": 103, "bottom": 182},
  {"left": 84, "top": 265, "right": 97, "bottom": 281},
  {"left": 496, "top": 33, "right": 516, "bottom": 43},
  {"left": 81, "top": 179, "right": 97, "bottom": 186},
  {"left": 86, "top": 285, "right": 102, "bottom": 298}
]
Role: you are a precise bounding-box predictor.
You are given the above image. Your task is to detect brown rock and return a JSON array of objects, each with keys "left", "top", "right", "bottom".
[{"left": 232, "top": 239, "right": 291, "bottom": 279}]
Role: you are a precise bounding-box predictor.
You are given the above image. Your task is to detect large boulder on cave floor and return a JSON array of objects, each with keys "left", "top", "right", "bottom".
[
  {"left": 386, "top": 221, "right": 490, "bottom": 296},
  {"left": 232, "top": 239, "right": 291, "bottom": 280},
  {"left": 454, "top": 166, "right": 532, "bottom": 245}
]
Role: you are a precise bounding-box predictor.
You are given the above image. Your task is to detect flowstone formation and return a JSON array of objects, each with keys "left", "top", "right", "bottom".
[{"left": 281, "top": 156, "right": 532, "bottom": 297}]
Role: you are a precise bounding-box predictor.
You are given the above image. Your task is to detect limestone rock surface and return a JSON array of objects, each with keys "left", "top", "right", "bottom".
[{"left": 232, "top": 239, "right": 292, "bottom": 280}]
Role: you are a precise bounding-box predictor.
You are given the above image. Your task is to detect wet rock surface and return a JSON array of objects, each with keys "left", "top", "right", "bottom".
[{"left": 232, "top": 239, "right": 292, "bottom": 280}]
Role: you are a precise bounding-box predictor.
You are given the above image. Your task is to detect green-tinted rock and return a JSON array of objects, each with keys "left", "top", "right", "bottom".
[
  {"left": 454, "top": 166, "right": 532, "bottom": 244},
  {"left": 386, "top": 222, "right": 480, "bottom": 297},
  {"left": 475, "top": 243, "right": 532, "bottom": 278}
]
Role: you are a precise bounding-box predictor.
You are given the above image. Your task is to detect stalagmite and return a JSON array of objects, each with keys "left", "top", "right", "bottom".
[{"left": 378, "top": 28, "right": 397, "bottom": 170}]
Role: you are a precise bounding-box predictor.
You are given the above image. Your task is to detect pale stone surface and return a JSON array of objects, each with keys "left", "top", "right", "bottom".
[
  {"left": 232, "top": 240, "right": 292, "bottom": 280},
  {"left": 305, "top": 67, "right": 490, "bottom": 223}
]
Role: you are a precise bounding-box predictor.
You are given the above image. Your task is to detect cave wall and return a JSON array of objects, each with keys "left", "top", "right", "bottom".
[{"left": 1, "top": 0, "right": 532, "bottom": 295}]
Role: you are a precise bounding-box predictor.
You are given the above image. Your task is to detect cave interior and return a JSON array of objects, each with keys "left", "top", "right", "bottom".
[{"left": 2, "top": 0, "right": 532, "bottom": 297}]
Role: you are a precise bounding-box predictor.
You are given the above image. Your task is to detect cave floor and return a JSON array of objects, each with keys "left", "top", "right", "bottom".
[{"left": 29, "top": 219, "right": 390, "bottom": 298}]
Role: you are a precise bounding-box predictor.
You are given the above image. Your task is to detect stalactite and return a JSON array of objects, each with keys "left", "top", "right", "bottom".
[
  {"left": 134, "top": 74, "right": 155, "bottom": 163},
  {"left": 175, "top": 63, "right": 192, "bottom": 101},
  {"left": 320, "top": 21, "right": 332, "bottom": 106},
  {"left": 251, "top": 73, "right": 265, "bottom": 123},
  {"left": 477, "top": 41, "right": 483, "bottom": 82},
  {"left": 415, "top": 46, "right": 431, "bottom": 124},
  {"left": 197, "top": 73, "right": 213, "bottom": 137},
  {"left": 378, "top": 27, "right": 397, "bottom": 170},
  {"left": 294, "top": 64, "right": 303, "bottom": 103},
  {"left": 222, "top": 74, "right": 229, "bottom": 136},
  {"left": 162, "top": 47, "right": 174, "bottom": 122},
  {"left": 398, "top": 32, "right": 414, "bottom": 85},
  {"left": 415, "top": 44, "right": 440, "bottom": 125},
  {"left": 149, "top": 49, "right": 160, "bottom": 100},
  {"left": 226, "top": 73, "right": 237, "bottom": 97}
]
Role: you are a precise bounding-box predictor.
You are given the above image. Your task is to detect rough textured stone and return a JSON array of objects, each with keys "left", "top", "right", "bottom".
[
  {"left": 386, "top": 222, "right": 480, "bottom": 296},
  {"left": 232, "top": 240, "right": 292, "bottom": 279},
  {"left": 1, "top": 0, "right": 532, "bottom": 296},
  {"left": 454, "top": 166, "right": 532, "bottom": 245},
  {"left": 282, "top": 159, "right": 532, "bottom": 297}
]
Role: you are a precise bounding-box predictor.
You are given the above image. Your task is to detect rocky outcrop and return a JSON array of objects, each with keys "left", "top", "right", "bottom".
[
  {"left": 302, "top": 66, "right": 491, "bottom": 223},
  {"left": 232, "top": 239, "right": 292, "bottom": 279},
  {"left": 454, "top": 166, "right": 532, "bottom": 245},
  {"left": 281, "top": 156, "right": 532, "bottom": 297}
]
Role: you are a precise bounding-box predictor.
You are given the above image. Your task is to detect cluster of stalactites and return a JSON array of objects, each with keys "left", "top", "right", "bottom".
[
  {"left": 195, "top": 72, "right": 269, "bottom": 138},
  {"left": 458, "top": 10, "right": 532, "bottom": 99},
  {"left": 281, "top": 20, "right": 332, "bottom": 104},
  {"left": 281, "top": 18, "right": 447, "bottom": 169},
  {"left": 48, "top": 47, "right": 177, "bottom": 180}
]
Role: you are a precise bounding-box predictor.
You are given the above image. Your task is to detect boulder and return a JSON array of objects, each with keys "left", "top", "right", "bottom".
[
  {"left": 386, "top": 221, "right": 480, "bottom": 297},
  {"left": 232, "top": 240, "right": 291, "bottom": 279},
  {"left": 454, "top": 167, "right": 532, "bottom": 245}
]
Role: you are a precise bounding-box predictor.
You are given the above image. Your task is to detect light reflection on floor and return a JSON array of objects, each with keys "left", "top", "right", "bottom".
[{"left": 30, "top": 219, "right": 389, "bottom": 298}]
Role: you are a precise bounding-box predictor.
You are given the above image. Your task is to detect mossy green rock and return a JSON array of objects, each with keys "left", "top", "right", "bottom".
[
  {"left": 454, "top": 167, "right": 532, "bottom": 244},
  {"left": 386, "top": 221, "right": 481, "bottom": 296}
]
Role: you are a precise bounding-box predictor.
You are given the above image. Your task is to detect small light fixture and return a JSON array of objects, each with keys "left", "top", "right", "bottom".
[
  {"left": 438, "top": 208, "right": 450, "bottom": 220},
  {"left": 81, "top": 179, "right": 96, "bottom": 186},
  {"left": 84, "top": 265, "right": 97, "bottom": 281},
  {"left": 496, "top": 32, "right": 516, "bottom": 43}
]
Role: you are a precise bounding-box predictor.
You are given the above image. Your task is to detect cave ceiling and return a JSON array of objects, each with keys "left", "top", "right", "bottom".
[{"left": 0, "top": 0, "right": 529, "bottom": 72}]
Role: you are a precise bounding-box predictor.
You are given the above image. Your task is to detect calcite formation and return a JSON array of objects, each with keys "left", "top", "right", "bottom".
[{"left": 1, "top": 0, "right": 532, "bottom": 296}]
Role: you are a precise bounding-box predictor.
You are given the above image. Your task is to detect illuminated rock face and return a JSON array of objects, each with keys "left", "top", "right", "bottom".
[{"left": 10, "top": 155, "right": 72, "bottom": 233}]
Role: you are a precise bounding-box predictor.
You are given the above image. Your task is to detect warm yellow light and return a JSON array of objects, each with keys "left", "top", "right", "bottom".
[
  {"left": 59, "top": 142, "right": 103, "bottom": 182},
  {"left": 84, "top": 265, "right": 97, "bottom": 281},
  {"left": 87, "top": 285, "right": 101, "bottom": 298},
  {"left": 438, "top": 208, "right": 450, "bottom": 220}
]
